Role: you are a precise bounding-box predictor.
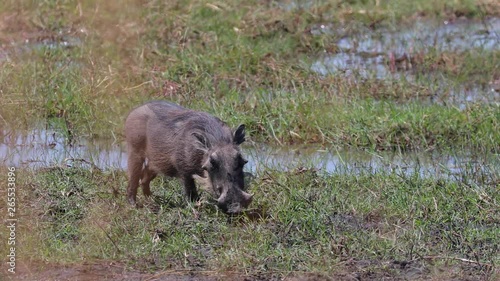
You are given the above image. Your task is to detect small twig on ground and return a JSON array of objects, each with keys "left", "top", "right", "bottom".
[
  {"left": 96, "top": 223, "right": 121, "bottom": 254},
  {"left": 423, "top": 255, "right": 493, "bottom": 268},
  {"left": 123, "top": 80, "right": 153, "bottom": 91}
]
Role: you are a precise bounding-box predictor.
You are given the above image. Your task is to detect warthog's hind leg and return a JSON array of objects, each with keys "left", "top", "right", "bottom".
[
  {"left": 127, "top": 152, "right": 144, "bottom": 206},
  {"left": 140, "top": 164, "right": 157, "bottom": 197}
]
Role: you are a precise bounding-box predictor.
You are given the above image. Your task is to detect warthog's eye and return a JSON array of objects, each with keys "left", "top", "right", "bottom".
[
  {"left": 203, "top": 156, "right": 219, "bottom": 171},
  {"left": 209, "top": 155, "right": 219, "bottom": 169}
]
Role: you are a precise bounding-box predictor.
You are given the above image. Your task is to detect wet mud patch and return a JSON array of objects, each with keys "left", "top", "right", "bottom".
[
  {"left": 335, "top": 259, "right": 430, "bottom": 281},
  {"left": 328, "top": 212, "right": 383, "bottom": 233},
  {"left": 8, "top": 258, "right": 493, "bottom": 281},
  {"left": 332, "top": 257, "right": 497, "bottom": 281},
  {"left": 9, "top": 259, "right": 496, "bottom": 281},
  {"left": 11, "top": 261, "right": 146, "bottom": 281},
  {"left": 11, "top": 261, "right": 243, "bottom": 281}
]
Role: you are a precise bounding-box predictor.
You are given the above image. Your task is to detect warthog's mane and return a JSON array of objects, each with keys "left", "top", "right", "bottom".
[{"left": 147, "top": 101, "right": 233, "bottom": 147}]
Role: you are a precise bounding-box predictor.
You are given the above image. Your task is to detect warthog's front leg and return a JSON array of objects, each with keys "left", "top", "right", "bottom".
[{"left": 183, "top": 176, "right": 199, "bottom": 202}]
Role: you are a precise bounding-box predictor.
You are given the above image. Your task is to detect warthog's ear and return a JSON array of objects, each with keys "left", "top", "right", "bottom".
[
  {"left": 193, "top": 132, "right": 210, "bottom": 152},
  {"left": 233, "top": 124, "right": 246, "bottom": 145}
]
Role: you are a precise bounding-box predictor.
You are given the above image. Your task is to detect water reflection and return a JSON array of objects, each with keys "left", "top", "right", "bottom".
[
  {"left": 1, "top": 130, "right": 497, "bottom": 186},
  {"left": 0, "top": 129, "right": 127, "bottom": 170},
  {"left": 313, "top": 17, "right": 500, "bottom": 78}
]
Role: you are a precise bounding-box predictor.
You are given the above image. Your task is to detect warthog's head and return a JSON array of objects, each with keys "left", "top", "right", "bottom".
[{"left": 193, "top": 124, "right": 253, "bottom": 214}]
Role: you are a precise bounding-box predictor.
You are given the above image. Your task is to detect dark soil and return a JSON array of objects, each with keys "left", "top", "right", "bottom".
[{"left": 8, "top": 259, "right": 497, "bottom": 281}]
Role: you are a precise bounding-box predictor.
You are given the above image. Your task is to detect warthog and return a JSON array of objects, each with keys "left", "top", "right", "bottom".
[{"left": 124, "top": 101, "right": 252, "bottom": 213}]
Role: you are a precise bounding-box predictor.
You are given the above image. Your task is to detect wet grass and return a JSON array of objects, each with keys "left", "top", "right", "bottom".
[{"left": 1, "top": 166, "right": 498, "bottom": 279}]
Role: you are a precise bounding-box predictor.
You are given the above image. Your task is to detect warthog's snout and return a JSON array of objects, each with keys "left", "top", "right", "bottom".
[{"left": 217, "top": 191, "right": 253, "bottom": 214}]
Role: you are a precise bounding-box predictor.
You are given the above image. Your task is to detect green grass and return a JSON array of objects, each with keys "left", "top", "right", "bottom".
[
  {"left": 1, "top": 166, "right": 497, "bottom": 278},
  {"left": 0, "top": 0, "right": 499, "bottom": 279}
]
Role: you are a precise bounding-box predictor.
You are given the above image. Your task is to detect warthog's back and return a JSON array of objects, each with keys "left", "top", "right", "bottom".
[
  {"left": 145, "top": 101, "right": 232, "bottom": 145},
  {"left": 133, "top": 101, "right": 233, "bottom": 147},
  {"left": 124, "top": 101, "right": 233, "bottom": 177}
]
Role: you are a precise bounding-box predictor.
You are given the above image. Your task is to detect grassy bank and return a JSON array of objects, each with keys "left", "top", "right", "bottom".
[
  {"left": 1, "top": 0, "right": 499, "bottom": 150},
  {"left": 1, "top": 166, "right": 498, "bottom": 279}
]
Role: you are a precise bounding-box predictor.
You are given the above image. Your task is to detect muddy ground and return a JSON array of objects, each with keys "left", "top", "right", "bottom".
[{"left": 8, "top": 259, "right": 496, "bottom": 281}]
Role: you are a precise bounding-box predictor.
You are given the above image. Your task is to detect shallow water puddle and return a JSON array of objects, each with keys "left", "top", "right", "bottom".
[
  {"left": 248, "top": 144, "right": 498, "bottom": 185},
  {"left": 312, "top": 18, "right": 500, "bottom": 76},
  {"left": 0, "top": 129, "right": 128, "bottom": 170},
  {"left": 2, "top": 129, "right": 497, "bottom": 186},
  {"left": 0, "top": 29, "right": 84, "bottom": 62},
  {"left": 311, "top": 17, "right": 500, "bottom": 105}
]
